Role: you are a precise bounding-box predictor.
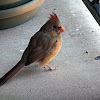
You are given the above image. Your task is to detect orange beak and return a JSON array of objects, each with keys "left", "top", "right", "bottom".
[{"left": 58, "top": 27, "right": 66, "bottom": 33}]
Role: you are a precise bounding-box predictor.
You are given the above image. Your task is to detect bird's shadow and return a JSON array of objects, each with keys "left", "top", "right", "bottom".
[{"left": 7, "top": 63, "right": 45, "bottom": 83}]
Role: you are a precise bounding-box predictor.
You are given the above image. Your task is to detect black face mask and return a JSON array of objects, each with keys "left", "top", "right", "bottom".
[{"left": 53, "top": 25, "right": 61, "bottom": 34}]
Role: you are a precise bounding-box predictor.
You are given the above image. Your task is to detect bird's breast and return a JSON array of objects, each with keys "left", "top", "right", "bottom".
[
  {"left": 52, "top": 36, "right": 62, "bottom": 55},
  {"left": 39, "top": 36, "right": 62, "bottom": 66}
]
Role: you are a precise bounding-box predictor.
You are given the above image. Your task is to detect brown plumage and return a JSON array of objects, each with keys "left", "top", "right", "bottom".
[{"left": 0, "top": 12, "right": 66, "bottom": 85}]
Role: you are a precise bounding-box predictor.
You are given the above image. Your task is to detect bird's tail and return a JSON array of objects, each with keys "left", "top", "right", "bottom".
[{"left": 0, "top": 60, "right": 25, "bottom": 86}]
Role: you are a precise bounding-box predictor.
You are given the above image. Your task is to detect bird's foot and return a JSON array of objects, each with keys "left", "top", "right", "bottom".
[{"left": 44, "top": 64, "right": 56, "bottom": 71}]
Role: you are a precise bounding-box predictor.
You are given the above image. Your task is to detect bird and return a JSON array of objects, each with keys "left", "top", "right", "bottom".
[{"left": 0, "top": 12, "right": 66, "bottom": 85}]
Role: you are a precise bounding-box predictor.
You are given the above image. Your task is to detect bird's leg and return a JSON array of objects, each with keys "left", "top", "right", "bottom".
[{"left": 45, "top": 64, "right": 56, "bottom": 71}]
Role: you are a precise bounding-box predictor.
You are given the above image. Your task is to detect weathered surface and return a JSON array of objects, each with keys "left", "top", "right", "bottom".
[{"left": 0, "top": 0, "right": 100, "bottom": 100}]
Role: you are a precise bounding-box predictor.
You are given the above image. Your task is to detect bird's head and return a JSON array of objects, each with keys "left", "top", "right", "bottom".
[{"left": 41, "top": 12, "right": 66, "bottom": 36}]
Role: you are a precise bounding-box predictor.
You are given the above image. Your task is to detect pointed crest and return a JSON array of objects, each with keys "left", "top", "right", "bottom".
[{"left": 49, "top": 12, "right": 59, "bottom": 21}]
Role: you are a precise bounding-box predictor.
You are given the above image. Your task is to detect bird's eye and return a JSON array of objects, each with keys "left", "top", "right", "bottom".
[{"left": 53, "top": 25, "right": 57, "bottom": 29}]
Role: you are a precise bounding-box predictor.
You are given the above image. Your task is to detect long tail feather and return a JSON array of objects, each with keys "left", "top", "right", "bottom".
[{"left": 0, "top": 60, "right": 25, "bottom": 86}]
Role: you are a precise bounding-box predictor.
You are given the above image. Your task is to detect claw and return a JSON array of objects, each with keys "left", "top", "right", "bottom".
[{"left": 45, "top": 64, "right": 56, "bottom": 71}]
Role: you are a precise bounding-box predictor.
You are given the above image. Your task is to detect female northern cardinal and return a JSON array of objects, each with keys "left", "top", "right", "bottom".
[{"left": 0, "top": 12, "right": 66, "bottom": 85}]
